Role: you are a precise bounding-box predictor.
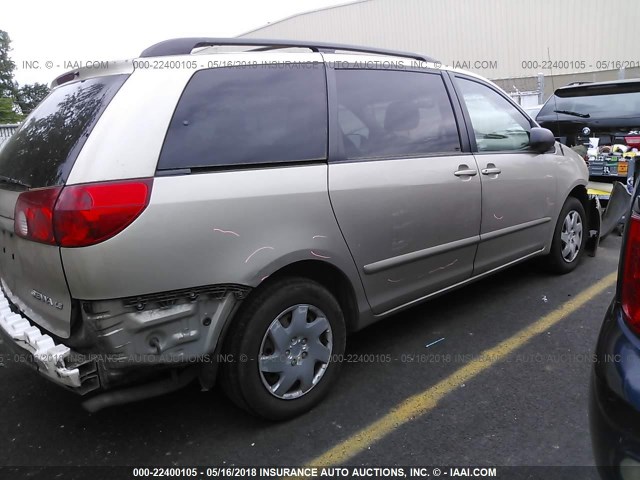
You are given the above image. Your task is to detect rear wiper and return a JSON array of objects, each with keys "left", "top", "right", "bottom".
[
  {"left": 0, "top": 175, "right": 30, "bottom": 189},
  {"left": 553, "top": 109, "right": 590, "bottom": 118}
]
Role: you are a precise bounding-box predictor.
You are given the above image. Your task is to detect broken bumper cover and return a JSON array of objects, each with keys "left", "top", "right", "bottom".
[
  {"left": 0, "top": 283, "right": 250, "bottom": 408},
  {"left": 0, "top": 295, "right": 96, "bottom": 391}
]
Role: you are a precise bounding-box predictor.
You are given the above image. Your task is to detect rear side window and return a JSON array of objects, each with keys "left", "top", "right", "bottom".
[
  {"left": 0, "top": 75, "right": 129, "bottom": 188},
  {"left": 335, "top": 69, "right": 461, "bottom": 159},
  {"left": 158, "top": 65, "right": 327, "bottom": 170}
]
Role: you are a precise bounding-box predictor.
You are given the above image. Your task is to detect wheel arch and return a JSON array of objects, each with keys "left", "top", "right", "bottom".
[
  {"left": 568, "top": 183, "right": 600, "bottom": 255},
  {"left": 546, "top": 182, "right": 591, "bottom": 250},
  {"left": 568, "top": 183, "right": 589, "bottom": 213},
  {"left": 201, "top": 259, "right": 362, "bottom": 391},
  {"left": 254, "top": 259, "right": 360, "bottom": 334}
]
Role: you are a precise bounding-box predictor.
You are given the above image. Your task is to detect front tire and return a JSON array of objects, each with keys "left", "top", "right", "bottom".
[
  {"left": 545, "top": 197, "right": 587, "bottom": 274},
  {"left": 220, "top": 277, "right": 346, "bottom": 420}
]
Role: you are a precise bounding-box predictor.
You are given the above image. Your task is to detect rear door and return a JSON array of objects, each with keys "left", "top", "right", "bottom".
[
  {"left": 327, "top": 66, "right": 482, "bottom": 315},
  {"left": 0, "top": 74, "right": 128, "bottom": 338},
  {"left": 452, "top": 75, "right": 557, "bottom": 275}
]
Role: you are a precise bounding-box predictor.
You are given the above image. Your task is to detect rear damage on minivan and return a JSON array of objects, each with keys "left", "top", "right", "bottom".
[
  {"left": 0, "top": 56, "right": 358, "bottom": 412},
  {"left": 0, "top": 74, "right": 130, "bottom": 333},
  {"left": 0, "top": 67, "right": 220, "bottom": 406},
  {"left": 0, "top": 73, "right": 134, "bottom": 396}
]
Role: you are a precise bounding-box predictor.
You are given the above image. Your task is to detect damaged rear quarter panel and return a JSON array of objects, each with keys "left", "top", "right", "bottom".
[{"left": 60, "top": 165, "right": 366, "bottom": 312}]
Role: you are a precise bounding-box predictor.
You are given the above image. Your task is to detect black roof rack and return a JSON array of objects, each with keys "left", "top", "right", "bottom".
[{"left": 139, "top": 37, "right": 438, "bottom": 63}]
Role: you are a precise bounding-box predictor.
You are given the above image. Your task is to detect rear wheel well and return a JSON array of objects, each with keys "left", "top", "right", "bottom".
[
  {"left": 257, "top": 261, "right": 358, "bottom": 333},
  {"left": 204, "top": 261, "right": 358, "bottom": 390}
]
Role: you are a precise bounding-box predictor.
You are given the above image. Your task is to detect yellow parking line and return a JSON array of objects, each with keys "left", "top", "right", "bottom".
[{"left": 305, "top": 271, "right": 617, "bottom": 468}]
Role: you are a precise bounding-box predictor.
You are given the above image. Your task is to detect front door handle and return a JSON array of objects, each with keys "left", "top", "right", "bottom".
[
  {"left": 454, "top": 166, "right": 478, "bottom": 177},
  {"left": 481, "top": 164, "right": 502, "bottom": 175}
]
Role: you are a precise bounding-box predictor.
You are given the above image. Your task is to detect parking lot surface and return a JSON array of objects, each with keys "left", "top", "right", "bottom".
[{"left": 0, "top": 236, "right": 623, "bottom": 472}]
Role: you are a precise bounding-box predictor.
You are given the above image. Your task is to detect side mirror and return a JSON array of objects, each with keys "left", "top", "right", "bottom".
[{"left": 529, "top": 127, "right": 556, "bottom": 153}]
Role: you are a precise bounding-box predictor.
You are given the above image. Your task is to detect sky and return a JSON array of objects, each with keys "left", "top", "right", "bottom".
[{"left": 3, "top": 0, "right": 352, "bottom": 86}]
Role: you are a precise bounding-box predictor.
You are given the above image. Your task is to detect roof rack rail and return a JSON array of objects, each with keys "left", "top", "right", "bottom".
[{"left": 139, "top": 37, "right": 438, "bottom": 63}]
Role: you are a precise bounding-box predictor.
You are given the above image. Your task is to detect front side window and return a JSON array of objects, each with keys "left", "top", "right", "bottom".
[
  {"left": 456, "top": 78, "right": 531, "bottom": 152},
  {"left": 335, "top": 69, "right": 461, "bottom": 159},
  {"left": 158, "top": 65, "right": 328, "bottom": 170}
]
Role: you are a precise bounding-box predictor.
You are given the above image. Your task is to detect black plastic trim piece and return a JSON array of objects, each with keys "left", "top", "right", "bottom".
[
  {"left": 121, "top": 284, "right": 252, "bottom": 311},
  {"left": 139, "top": 37, "right": 437, "bottom": 63},
  {"left": 155, "top": 159, "right": 327, "bottom": 177}
]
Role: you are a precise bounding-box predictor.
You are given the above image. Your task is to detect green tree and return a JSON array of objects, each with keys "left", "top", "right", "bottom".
[
  {"left": 0, "top": 30, "right": 50, "bottom": 121},
  {"left": 0, "top": 98, "right": 21, "bottom": 123},
  {"left": 16, "top": 83, "right": 50, "bottom": 115},
  {"left": 0, "top": 82, "right": 106, "bottom": 184},
  {"left": 0, "top": 30, "right": 17, "bottom": 98}
]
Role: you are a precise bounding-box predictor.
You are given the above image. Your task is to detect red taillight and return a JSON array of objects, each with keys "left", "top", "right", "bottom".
[
  {"left": 53, "top": 179, "right": 153, "bottom": 247},
  {"left": 625, "top": 136, "right": 640, "bottom": 149},
  {"left": 14, "top": 179, "right": 153, "bottom": 248},
  {"left": 14, "top": 187, "right": 63, "bottom": 245},
  {"left": 622, "top": 213, "right": 640, "bottom": 332}
]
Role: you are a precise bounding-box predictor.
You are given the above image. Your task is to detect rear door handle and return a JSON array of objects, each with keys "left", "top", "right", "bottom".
[
  {"left": 481, "top": 167, "right": 502, "bottom": 175},
  {"left": 454, "top": 167, "right": 478, "bottom": 177}
]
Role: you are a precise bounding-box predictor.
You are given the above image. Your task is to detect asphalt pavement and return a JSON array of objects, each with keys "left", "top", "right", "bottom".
[{"left": 0, "top": 235, "right": 624, "bottom": 475}]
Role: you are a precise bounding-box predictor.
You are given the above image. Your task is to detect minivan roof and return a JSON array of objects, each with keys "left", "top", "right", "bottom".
[{"left": 50, "top": 38, "right": 495, "bottom": 92}]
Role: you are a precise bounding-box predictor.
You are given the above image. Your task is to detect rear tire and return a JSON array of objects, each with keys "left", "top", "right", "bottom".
[
  {"left": 545, "top": 197, "right": 587, "bottom": 274},
  {"left": 220, "top": 277, "right": 346, "bottom": 420}
]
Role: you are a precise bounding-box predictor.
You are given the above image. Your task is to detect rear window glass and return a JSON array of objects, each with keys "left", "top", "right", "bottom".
[
  {"left": 157, "top": 65, "right": 327, "bottom": 170},
  {"left": 0, "top": 74, "right": 129, "bottom": 188},
  {"left": 538, "top": 83, "right": 640, "bottom": 119}
]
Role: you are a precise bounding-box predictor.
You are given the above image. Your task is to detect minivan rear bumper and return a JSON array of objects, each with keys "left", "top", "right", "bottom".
[
  {"left": 0, "top": 286, "right": 205, "bottom": 411},
  {"left": 0, "top": 288, "right": 99, "bottom": 393},
  {"left": 0, "top": 279, "right": 250, "bottom": 405}
]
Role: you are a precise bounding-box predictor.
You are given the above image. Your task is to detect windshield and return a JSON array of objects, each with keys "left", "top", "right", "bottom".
[
  {"left": 538, "top": 83, "right": 640, "bottom": 119},
  {"left": 0, "top": 74, "right": 128, "bottom": 188}
]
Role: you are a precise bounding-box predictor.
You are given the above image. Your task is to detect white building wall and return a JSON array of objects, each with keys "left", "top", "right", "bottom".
[{"left": 241, "top": 0, "right": 640, "bottom": 80}]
